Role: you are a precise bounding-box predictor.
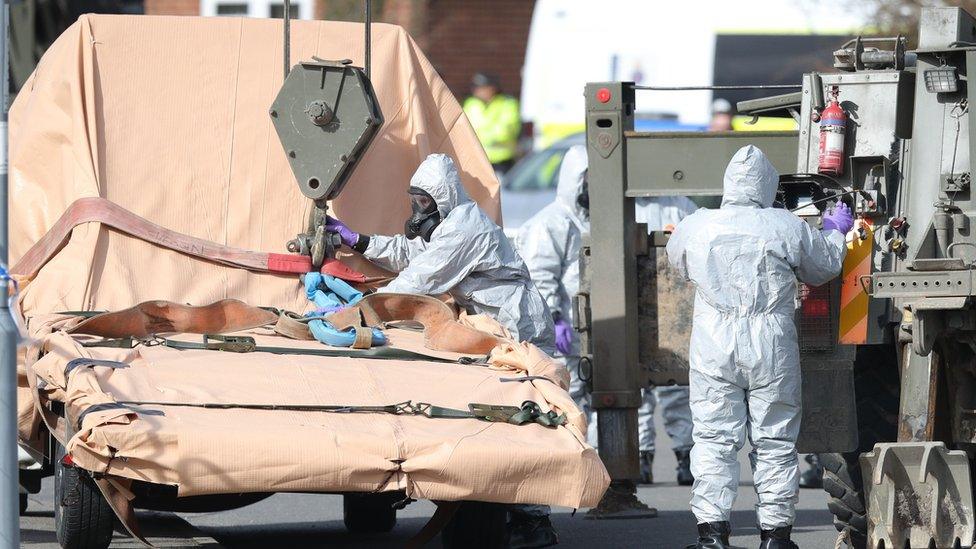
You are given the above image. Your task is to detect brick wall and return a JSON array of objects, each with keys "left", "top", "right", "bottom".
[
  {"left": 383, "top": 0, "right": 535, "bottom": 99},
  {"left": 144, "top": 0, "right": 536, "bottom": 99},
  {"left": 145, "top": 0, "right": 199, "bottom": 15}
]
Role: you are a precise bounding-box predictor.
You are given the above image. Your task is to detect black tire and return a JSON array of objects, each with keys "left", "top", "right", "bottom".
[
  {"left": 441, "top": 501, "right": 509, "bottom": 549},
  {"left": 819, "top": 344, "right": 900, "bottom": 549},
  {"left": 342, "top": 492, "right": 400, "bottom": 533},
  {"left": 19, "top": 492, "right": 28, "bottom": 515},
  {"left": 54, "top": 441, "right": 115, "bottom": 549}
]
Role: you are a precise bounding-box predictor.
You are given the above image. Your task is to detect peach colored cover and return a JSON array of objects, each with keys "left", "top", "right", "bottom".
[
  {"left": 25, "top": 318, "right": 607, "bottom": 508},
  {"left": 11, "top": 15, "right": 608, "bottom": 508},
  {"left": 9, "top": 14, "right": 500, "bottom": 315}
]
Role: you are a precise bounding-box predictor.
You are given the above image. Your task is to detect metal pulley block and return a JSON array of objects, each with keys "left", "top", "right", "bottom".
[
  {"left": 271, "top": 58, "right": 383, "bottom": 265},
  {"left": 270, "top": 59, "right": 384, "bottom": 202}
]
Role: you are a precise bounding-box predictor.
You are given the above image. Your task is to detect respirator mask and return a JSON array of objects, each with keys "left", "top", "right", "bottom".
[
  {"left": 576, "top": 171, "right": 590, "bottom": 213},
  {"left": 405, "top": 187, "right": 441, "bottom": 241}
]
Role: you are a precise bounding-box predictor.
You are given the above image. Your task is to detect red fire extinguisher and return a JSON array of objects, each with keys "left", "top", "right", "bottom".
[{"left": 818, "top": 86, "right": 846, "bottom": 176}]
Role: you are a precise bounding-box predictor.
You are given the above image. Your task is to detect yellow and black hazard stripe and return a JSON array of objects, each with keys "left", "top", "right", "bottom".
[{"left": 838, "top": 219, "right": 874, "bottom": 344}]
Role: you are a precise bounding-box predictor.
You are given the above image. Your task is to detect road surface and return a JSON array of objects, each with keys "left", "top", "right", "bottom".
[{"left": 21, "top": 415, "right": 841, "bottom": 548}]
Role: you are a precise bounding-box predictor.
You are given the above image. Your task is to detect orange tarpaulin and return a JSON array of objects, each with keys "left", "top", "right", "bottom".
[
  {"left": 10, "top": 14, "right": 501, "bottom": 315},
  {"left": 11, "top": 15, "right": 608, "bottom": 510}
]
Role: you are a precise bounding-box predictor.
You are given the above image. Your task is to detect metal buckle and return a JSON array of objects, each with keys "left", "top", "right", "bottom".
[
  {"left": 203, "top": 335, "right": 257, "bottom": 353},
  {"left": 468, "top": 403, "right": 522, "bottom": 423}
]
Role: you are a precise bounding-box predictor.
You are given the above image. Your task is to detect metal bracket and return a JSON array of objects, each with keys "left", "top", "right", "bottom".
[
  {"left": 572, "top": 293, "right": 591, "bottom": 333},
  {"left": 871, "top": 269, "right": 974, "bottom": 299},
  {"left": 588, "top": 113, "right": 621, "bottom": 159},
  {"left": 909, "top": 297, "right": 967, "bottom": 356}
]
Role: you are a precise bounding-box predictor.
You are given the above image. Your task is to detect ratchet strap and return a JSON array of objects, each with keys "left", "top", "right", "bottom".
[
  {"left": 109, "top": 399, "right": 567, "bottom": 427},
  {"left": 11, "top": 197, "right": 371, "bottom": 282},
  {"left": 80, "top": 334, "right": 486, "bottom": 364}
]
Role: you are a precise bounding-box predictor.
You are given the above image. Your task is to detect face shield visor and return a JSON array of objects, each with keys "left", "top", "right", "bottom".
[
  {"left": 404, "top": 187, "right": 442, "bottom": 241},
  {"left": 576, "top": 170, "right": 590, "bottom": 213}
]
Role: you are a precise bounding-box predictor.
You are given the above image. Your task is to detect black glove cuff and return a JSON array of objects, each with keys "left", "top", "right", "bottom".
[{"left": 352, "top": 234, "right": 370, "bottom": 254}]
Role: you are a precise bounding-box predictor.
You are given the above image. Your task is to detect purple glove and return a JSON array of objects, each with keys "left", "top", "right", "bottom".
[
  {"left": 554, "top": 317, "right": 573, "bottom": 355},
  {"left": 822, "top": 202, "right": 854, "bottom": 234},
  {"left": 325, "top": 215, "right": 360, "bottom": 248}
]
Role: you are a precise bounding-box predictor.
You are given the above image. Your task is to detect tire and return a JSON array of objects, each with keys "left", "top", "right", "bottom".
[
  {"left": 342, "top": 492, "right": 400, "bottom": 533},
  {"left": 441, "top": 501, "right": 509, "bottom": 549},
  {"left": 819, "top": 344, "right": 900, "bottom": 549},
  {"left": 19, "top": 492, "right": 28, "bottom": 515},
  {"left": 54, "top": 441, "right": 115, "bottom": 549}
]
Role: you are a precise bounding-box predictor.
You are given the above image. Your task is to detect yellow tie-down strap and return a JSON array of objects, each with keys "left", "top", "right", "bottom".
[{"left": 838, "top": 219, "right": 874, "bottom": 345}]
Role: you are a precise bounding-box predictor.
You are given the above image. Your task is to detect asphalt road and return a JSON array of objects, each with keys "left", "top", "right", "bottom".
[{"left": 21, "top": 415, "right": 841, "bottom": 548}]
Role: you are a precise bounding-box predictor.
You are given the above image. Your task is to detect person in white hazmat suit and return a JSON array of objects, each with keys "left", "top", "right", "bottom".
[
  {"left": 325, "top": 153, "right": 559, "bottom": 549},
  {"left": 517, "top": 145, "right": 597, "bottom": 445},
  {"left": 666, "top": 145, "right": 852, "bottom": 549},
  {"left": 634, "top": 197, "right": 697, "bottom": 486}
]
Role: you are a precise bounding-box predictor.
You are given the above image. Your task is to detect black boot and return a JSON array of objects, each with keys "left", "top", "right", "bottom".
[
  {"left": 759, "top": 525, "right": 798, "bottom": 549},
  {"left": 685, "top": 521, "right": 730, "bottom": 549},
  {"left": 639, "top": 450, "right": 654, "bottom": 484},
  {"left": 798, "top": 454, "right": 823, "bottom": 489},
  {"left": 509, "top": 514, "right": 558, "bottom": 549},
  {"left": 675, "top": 449, "right": 694, "bottom": 486}
]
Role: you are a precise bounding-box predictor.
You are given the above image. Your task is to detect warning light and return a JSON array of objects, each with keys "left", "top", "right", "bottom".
[
  {"left": 596, "top": 88, "right": 611, "bottom": 103},
  {"left": 923, "top": 67, "right": 958, "bottom": 93}
]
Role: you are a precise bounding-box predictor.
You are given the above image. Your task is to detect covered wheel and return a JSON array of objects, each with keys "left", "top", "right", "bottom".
[
  {"left": 820, "top": 343, "right": 899, "bottom": 549},
  {"left": 342, "top": 491, "right": 400, "bottom": 533},
  {"left": 441, "top": 501, "right": 509, "bottom": 548},
  {"left": 54, "top": 440, "right": 115, "bottom": 549}
]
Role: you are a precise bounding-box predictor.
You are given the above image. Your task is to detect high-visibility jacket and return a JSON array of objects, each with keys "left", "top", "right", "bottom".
[{"left": 463, "top": 94, "right": 521, "bottom": 164}]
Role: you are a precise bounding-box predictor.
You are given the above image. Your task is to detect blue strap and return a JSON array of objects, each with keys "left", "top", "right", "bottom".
[
  {"left": 307, "top": 318, "right": 385, "bottom": 347},
  {"left": 321, "top": 274, "right": 364, "bottom": 305},
  {"left": 302, "top": 272, "right": 385, "bottom": 347}
]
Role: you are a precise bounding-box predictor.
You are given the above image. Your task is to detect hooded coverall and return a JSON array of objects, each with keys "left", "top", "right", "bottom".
[
  {"left": 364, "top": 154, "right": 555, "bottom": 355},
  {"left": 517, "top": 145, "right": 596, "bottom": 443},
  {"left": 665, "top": 145, "right": 846, "bottom": 529}
]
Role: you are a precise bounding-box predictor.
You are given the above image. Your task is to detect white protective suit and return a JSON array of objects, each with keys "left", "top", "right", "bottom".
[
  {"left": 665, "top": 145, "right": 846, "bottom": 529},
  {"left": 364, "top": 154, "right": 556, "bottom": 355},
  {"left": 635, "top": 196, "right": 697, "bottom": 454},
  {"left": 517, "top": 145, "right": 596, "bottom": 443}
]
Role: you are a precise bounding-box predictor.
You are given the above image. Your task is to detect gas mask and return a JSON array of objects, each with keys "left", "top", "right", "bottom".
[
  {"left": 576, "top": 172, "right": 590, "bottom": 213},
  {"left": 404, "top": 187, "right": 441, "bottom": 241}
]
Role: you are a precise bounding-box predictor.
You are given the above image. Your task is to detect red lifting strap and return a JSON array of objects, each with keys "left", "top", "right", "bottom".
[
  {"left": 265, "top": 255, "right": 368, "bottom": 283},
  {"left": 13, "top": 197, "right": 369, "bottom": 283},
  {"left": 266, "top": 253, "right": 312, "bottom": 274},
  {"left": 320, "top": 259, "right": 368, "bottom": 283}
]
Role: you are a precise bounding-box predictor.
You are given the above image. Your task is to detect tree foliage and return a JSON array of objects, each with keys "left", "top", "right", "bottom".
[{"left": 853, "top": 0, "right": 976, "bottom": 45}]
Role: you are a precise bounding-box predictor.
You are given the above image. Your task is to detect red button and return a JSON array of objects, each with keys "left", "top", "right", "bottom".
[{"left": 596, "top": 87, "right": 611, "bottom": 103}]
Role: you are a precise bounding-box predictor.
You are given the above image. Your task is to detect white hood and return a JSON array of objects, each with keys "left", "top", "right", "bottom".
[
  {"left": 409, "top": 154, "right": 472, "bottom": 218},
  {"left": 555, "top": 145, "right": 588, "bottom": 226},
  {"left": 720, "top": 145, "right": 779, "bottom": 209}
]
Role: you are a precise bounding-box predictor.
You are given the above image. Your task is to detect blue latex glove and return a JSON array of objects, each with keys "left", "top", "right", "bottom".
[
  {"left": 554, "top": 317, "right": 573, "bottom": 355},
  {"left": 325, "top": 215, "right": 360, "bottom": 248},
  {"left": 822, "top": 202, "right": 854, "bottom": 234},
  {"left": 311, "top": 305, "right": 344, "bottom": 316}
]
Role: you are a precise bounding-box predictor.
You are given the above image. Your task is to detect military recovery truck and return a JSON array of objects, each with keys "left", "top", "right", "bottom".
[{"left": 580, "top": 6, "right": 976, "bottom": 548}]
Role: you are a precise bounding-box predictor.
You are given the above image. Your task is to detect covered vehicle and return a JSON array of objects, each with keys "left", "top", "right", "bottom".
[{"left": 10, "top": 15, "right": 608, "bottom": 548}]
